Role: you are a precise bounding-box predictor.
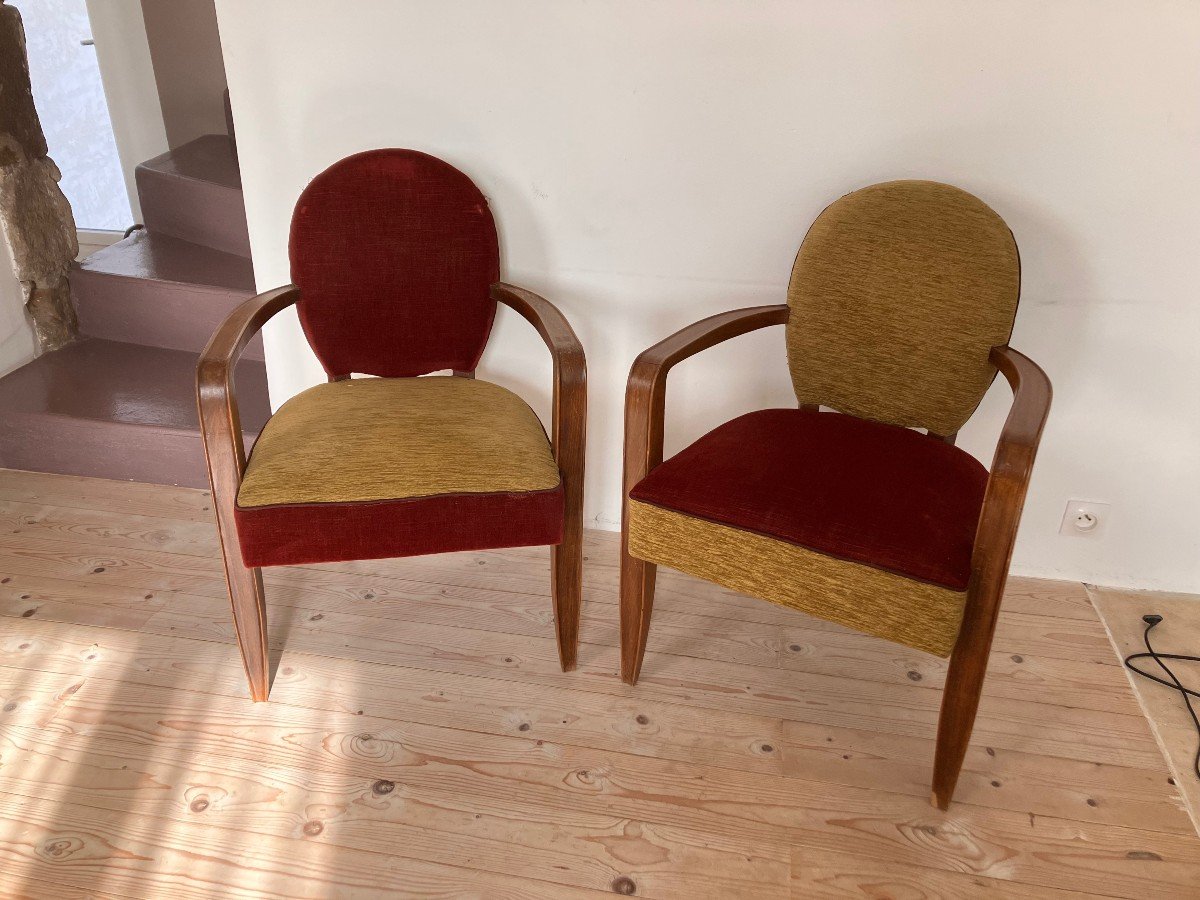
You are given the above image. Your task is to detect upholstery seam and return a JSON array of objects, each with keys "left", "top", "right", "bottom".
[{"left": 237, "top": 482, "right": 564, "bottom": 513}]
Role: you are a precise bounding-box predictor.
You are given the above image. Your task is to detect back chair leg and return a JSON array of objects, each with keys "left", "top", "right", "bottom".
[
  {"left": 619, "top": 539, "right": 657, "bottom": 685},
  {"left": 551, "top": 534, "right": 582, "bottom": 671},
  {"left": 219, "top": 552, "right": 271, "bottom": 702},
  {"left": 551, "top": 448, "right": 585, "bottom": 671}
]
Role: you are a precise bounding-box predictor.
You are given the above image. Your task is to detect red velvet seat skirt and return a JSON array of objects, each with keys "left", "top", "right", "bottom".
[{"left": 235, "top": 488, "right": 564, "bottom": 569}]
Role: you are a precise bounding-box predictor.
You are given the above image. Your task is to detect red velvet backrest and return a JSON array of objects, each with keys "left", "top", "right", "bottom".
[{"left": 289, "top": 150, "right": 500, "bottom": 379}]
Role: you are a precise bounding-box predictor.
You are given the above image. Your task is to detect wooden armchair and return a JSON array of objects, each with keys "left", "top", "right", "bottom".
[
  {"left": 197, "top": 150, "right": 585, "bottom": 702},
  {"left": 620, "top": 181, "right": 1051, "bottom": 809}
]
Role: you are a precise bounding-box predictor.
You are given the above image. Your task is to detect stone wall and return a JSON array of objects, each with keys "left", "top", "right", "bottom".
[{"left": 0, "top": 0, "right": 79, "bottom": 351}]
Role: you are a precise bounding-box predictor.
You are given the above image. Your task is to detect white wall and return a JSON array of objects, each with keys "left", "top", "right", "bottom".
[
  {"left": 0, "top": 232, "right": 36, "bottom": 378},
  {"left": 141, "top": 0, "right": 230, "bottom": 149},
  {"left": 84, "top": 0, "right": 168, "bottom": 222},
  {"left": 215, "top": 0, "right": 1200, "bottom": 593}
]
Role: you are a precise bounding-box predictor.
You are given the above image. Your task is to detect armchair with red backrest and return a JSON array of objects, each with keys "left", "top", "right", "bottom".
[
  {"left": 197, "top": 150, "right": 585, "bottom": 702},
  {"left": 619, "top": 180, "right": 1051, "bottom": 809}
]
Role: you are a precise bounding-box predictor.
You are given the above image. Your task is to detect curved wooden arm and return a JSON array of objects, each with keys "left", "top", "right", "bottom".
[
  {"left": 956, "top": 344, "right": 1052, "bottom": 624},
  {"left": 984, "top": 346, "right": 1052, "bottom": 484},
  {"left": 196, "top": 284, "right": 299, "bottom": 487},
  {"left": 491, "top": 283, "right": 587, "bottom": 663},
  {"left": 196, "top": 285, "right": 298, "bottom": 703},
  {"left": 933, "top": 345, "right": 1052, "bottom": 806},
  {"left": 969, "top": 346, "right": 1052, "bottom": 589},
  {"left": 623, "top": 304, "right": 790, "bottom": 498},
  {"left": 490, "top": 283, "right": 587, "bottom": 480}
]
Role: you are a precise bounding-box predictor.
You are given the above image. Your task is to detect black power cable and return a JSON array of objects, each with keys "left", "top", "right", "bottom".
[{"left": 1123, "top": 614, "right": 1200, "bottom": 782}]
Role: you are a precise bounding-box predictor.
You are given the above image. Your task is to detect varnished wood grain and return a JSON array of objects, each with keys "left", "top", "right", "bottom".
[
  {"left": 619, "top": 305, "right": 790, "bottom": 684},
  {"left": 0, "top": 468, "right": 1196, "bottom": 898},
  {"left": 933, "top": 344, "right": 1053, "bottom": 807},
  {"left": 492, "top": 282, "right": 587, "bottom": 672},
  {"left": 196, "top": 284, "right": 299, "bottom": 700}
]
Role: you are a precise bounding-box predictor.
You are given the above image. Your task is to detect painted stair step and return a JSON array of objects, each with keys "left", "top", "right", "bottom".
[
  {"left": 136, "top": 134, "right": 251, "bottom": 258},
  {"left": 0, "top": 338, "right": 269, "bottom": 489},
  {"left": 71, "top": 230, "right": 263, "bottom": 361}
]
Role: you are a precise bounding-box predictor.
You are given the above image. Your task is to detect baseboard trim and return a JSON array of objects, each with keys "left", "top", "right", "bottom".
[{"left": 77, "top": 229, "right": 124, "bottom": 261}]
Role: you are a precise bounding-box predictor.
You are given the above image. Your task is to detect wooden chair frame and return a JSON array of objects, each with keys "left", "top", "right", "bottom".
[
  {"left": 618, "top": 303, "right": 1051, "bottom": 809},
  {"left": 198, "top": 282, "right": 586, "bottom": 702}
]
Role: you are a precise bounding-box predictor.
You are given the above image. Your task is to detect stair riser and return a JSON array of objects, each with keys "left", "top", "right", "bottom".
[
  {"left": 136, "top": 166, "right": 251, "bottom": 258},
  {"left": 72, "top": 272, "right": 263, "bottom": 361},
  {"left": 0, "top": 412, "right": 258, "bottom": 489}
]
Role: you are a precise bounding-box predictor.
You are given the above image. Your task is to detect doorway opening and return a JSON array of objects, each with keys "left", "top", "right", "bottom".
[{"left": 12, "top": 0, "right": 131, "bottom": 232}]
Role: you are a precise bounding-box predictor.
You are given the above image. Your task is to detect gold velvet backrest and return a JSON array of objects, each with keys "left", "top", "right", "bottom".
[{"left": 786, "top": 181, "right": 1020, "bottom": 436}]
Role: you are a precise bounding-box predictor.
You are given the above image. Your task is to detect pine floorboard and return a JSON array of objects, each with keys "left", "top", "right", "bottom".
[
  {"left": 0, "top": 468, "right": 1197, "bottom": 898},
  {"left": 1090, "top": 586, "right": 1200, "bottom": 837}
]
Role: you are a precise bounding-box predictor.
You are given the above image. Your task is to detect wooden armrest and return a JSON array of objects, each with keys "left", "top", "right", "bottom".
[
  {"left": 623, "top": 304, "right": 789, "bottom": 494},
  {"left": 933, "top": 346, "right": 1052, "bottom": 809},
  {"left": 628, "top": 304, "right": 790, "bottom": 388},
  {"left": 974, "top": 344, "right": 1052, "bottom": 555},
  {"left": 196, "top": 285, "right": 300, "bottom": 483},
  {"left": 957, "top": 345, "right": 1052, "bottom": 642},
  {"left": 491, "top": 282, "right": 586, "bottom": 399},
  {"left": 987, "top": 345, "right": 1052, "bottom": 482},
  {"left": 966, "top": 343, "right": 1052, "bottom": 588},
  {"left": 490, "top": 282, "right": 587, "bottom": 490},
  {"left": 198, "top": 285, "right": 300, "bottom": 382}
]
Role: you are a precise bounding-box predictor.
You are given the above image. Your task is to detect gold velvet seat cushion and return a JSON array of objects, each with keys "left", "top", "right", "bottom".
[
  {"left": 238, "top": 376, "right": 560, "bottom": 509},
  {"left": 628, "top": 500, "right": 967, "bottom": 657}
]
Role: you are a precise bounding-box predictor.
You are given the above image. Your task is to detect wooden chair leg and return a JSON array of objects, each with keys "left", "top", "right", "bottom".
[
  {"left": 551, "top": 527, "right": 582, "bottom": 672},
  {"left": 551, "top": 417, "right": 585, "bottom": 672},
  {"left": 931, "top": 582, "right": 1007, "bottom": 810},
  {"left": 931, "top": 644, "right": 989, "bottom": 809},
  {"left": 619, "top": 537, "right": 657, "bottom": 685},
  {"left": 220, "top": 552, "right": 270, "bottom": 702}
]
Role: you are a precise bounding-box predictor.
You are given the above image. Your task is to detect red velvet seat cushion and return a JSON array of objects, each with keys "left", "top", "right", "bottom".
[{"left": 629, "top": 409, "right": 988, "bottom": 590}]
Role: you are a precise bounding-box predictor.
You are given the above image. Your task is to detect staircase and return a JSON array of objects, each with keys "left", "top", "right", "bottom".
[{"left": 0, "top": 134, "right": 270, "bottom": 488}]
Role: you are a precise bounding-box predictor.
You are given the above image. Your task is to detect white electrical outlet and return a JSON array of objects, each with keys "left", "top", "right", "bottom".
[{"left": 1059, "top": 500, "right": 1110, "bottom": 537}]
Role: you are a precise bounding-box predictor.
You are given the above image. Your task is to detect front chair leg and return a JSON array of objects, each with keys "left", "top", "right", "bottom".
[
  {"left": 931, "top": 589, "right": 1002, "bottom": 809},
  {"left": 219, "top": 551, "right": 271, "bottom": 701},
  {"left": 619, "top": 537, "right": 657, "bottom": 685},
  {"left": 931, "top": 346, "right": 1051, "bottom": 809}
]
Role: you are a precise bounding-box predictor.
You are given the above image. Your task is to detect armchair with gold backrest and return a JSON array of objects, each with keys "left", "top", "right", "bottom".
[
  {"left": 198, "top": 150, "right": 585, "bottom": 702},
  {"left": 620, "top": 181, "right": 1051, "bottom": 809}
]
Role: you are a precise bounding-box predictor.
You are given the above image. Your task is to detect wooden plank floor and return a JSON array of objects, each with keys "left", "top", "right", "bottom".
[
  {"left": 0, "top": 468, "right": 1197, "bottom": 898},
  {"left": 1090, "top": 586, "right": 1200, "bottom": 838}
]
